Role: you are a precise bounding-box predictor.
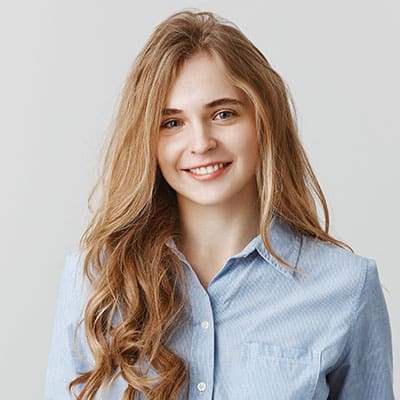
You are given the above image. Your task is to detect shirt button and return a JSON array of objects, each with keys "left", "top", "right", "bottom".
[
  {"left": 197, "top": 382, "right": 207, "bottom": 392},
  {"left": 201, "top": 320, "right": 209, "bottom": 330}
]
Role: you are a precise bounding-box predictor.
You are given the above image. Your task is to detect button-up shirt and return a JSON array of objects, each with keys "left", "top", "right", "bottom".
[{"left": 45, "top": 217, "right": 394, "bottom": 399}]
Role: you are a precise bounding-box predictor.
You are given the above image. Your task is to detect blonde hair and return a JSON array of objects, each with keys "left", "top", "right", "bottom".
[{"left": 70, "top": 9, "right": 348, "bottom": 399}]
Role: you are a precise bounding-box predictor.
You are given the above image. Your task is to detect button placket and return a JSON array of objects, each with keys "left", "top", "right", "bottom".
[
  {"left": 197, "top": 381, "right": 207, "bottom": 392},
  {"left": 183, "top": 257, "right": 216, "bottom": 399},
  {"left": 201, "top": 320, "right": 209, "bottom": 330},
  {"left": 188, "top": 295, "right": 215, "bottom": 398}
]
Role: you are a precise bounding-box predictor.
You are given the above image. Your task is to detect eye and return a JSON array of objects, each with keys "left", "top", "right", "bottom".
[
  {"left": 214, "top": 110, "right": 235, "bottom": 120},
  {"left": 161, "top": 119, "right": 182, "bottom": 129}
]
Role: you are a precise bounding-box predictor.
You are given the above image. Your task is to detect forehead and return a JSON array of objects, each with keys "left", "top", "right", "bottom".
[{"left": 164, "top": 52, "right": 247, "bottom": 108}]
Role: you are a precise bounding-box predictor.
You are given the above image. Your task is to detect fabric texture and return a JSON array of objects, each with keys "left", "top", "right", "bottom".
[{"left": 45, "top": 216, "right": 394, "bottom": 399}]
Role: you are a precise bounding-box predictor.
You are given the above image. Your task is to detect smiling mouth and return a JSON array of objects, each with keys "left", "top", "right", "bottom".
[{"left": 186, "top": 162, "right": 231, "bottom": 176}]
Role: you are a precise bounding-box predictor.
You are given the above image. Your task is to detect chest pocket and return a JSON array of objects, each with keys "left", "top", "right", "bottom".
[{"left": 239, "top": 342, "right": 320, "bottom": 400}]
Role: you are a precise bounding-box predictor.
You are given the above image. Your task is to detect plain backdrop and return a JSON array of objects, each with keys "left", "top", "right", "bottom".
[{"left": 0, "top": 0, "right": 398, "bottom": 398}]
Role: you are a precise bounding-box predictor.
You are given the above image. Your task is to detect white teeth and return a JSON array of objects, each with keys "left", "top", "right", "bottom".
[{"left": 190, "top": 163, "right": 226, "bottom": 176}]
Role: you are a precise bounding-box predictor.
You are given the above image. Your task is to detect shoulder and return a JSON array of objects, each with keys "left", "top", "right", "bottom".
[
  {"left": 267, "top": 216, "right": 378, "bottom": 294},
  {"left": 299, "top": 234, "right": 375, "bottom": 277},
  {"left": 61, "top": 249, "right": 88, "bottom": 291},
  {"left": 297, "top": 235, "right": 380, "bottom": 311},
  {"left": 270, "top": 215, "right": 375, "bottom": 287},
  {"left": 57, "top": 249, "right": 91, "bottom": 324}
]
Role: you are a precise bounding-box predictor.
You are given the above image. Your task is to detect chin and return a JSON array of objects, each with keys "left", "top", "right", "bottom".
[{"left": 182, "top": 193, "right": 233, "bottom": 207}]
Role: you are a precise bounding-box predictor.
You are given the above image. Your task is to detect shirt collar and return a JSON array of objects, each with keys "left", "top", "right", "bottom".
[
  {"left": 166, "top": 214, "right": 302, "bottom": 279},
  {"left": 254, "top": 214, "right": 302, "bottom": 278}
]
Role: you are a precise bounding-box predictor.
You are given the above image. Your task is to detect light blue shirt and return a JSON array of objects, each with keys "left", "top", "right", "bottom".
[{"left": 45, "top": 217, "right": 394, "bottom": 399}]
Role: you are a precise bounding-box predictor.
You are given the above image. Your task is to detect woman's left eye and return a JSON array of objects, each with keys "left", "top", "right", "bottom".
[{"left": 215, "top": 110, "right": 234, "bottom": 120}]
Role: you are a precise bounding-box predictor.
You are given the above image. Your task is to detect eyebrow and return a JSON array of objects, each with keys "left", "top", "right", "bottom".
[{"left": 161, "top": 97, "right": 244, "bottom": 116}]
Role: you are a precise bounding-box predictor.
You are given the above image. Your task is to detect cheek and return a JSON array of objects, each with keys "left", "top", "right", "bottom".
[
  {"left": 156, "top": 138, "right": 181, "bottom": 174},
  {"left": 241, "top": 130, "right": 260, "bottom": 171},
  {"left": 234, "top": 124, "right": 259, "bottom": 160}
]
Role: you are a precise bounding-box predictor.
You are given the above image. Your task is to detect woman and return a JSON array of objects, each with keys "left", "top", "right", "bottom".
[{"left": 45, "top": 10, "right": 394, "bottom": 400}]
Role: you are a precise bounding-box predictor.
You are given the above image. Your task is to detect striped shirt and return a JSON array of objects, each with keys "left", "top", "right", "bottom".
[{"left": 45, "top": 216, "right": 394, "bottom": 399}]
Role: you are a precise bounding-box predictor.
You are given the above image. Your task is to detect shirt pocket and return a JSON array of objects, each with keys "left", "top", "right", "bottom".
[{"left": 240, "top": 342, "right": 320, "bottom": 400}]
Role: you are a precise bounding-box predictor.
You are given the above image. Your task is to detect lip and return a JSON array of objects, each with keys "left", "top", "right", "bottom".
[
  {"left": 183, "top": 162, "right": 232, "bottom": 181},
  {"left": 182, "top": 161, "right": 232, "bottom": 170}
]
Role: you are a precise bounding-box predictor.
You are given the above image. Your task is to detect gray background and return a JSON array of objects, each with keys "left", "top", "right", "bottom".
[{"left": 0, "top": 0, "right": 398, "bottom": 398}]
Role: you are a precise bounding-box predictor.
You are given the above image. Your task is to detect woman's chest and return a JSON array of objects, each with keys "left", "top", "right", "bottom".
[{"left": 167, "top": 274, "right": 352, "bottom": 400}]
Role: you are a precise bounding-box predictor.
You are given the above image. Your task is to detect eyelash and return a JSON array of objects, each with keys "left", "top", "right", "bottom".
[{"left": 161, "top": 110, "right": 236, "bottom": 129}]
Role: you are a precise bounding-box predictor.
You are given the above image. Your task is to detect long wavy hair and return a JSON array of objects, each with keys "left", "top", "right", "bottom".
[{"left": 70, "top": 9, "right": 348, "bottom": 400}]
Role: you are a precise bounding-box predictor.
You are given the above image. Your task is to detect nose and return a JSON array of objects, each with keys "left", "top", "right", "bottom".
[{"left": 189, "top": 122, "right": 217, "bottom": 154}]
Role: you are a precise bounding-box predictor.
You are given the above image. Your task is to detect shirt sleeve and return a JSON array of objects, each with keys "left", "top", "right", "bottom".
[
  {"left": 44, "top": 251, "right": 89, "bottom": 400},
  {"left": 327, "top": 259, "right": 394, "bottom": 399}
]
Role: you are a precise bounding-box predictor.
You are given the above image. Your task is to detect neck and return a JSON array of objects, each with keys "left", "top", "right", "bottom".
[{"left": 177, "top": 190, "right": 260, "bottom": 263}]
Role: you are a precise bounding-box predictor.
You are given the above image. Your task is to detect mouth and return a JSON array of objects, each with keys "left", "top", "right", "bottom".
[{"left": 184, "top": 162, "right": 232, "bottom": 176}]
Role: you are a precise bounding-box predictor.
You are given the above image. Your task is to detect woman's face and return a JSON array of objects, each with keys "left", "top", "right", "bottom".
[{"left": 157, "top": 52, "right": 259, "bottom": 209}]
